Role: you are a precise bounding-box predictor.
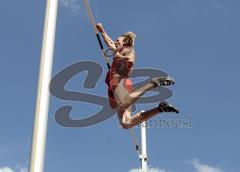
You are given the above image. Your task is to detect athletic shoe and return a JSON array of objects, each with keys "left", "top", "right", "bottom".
[
  {"left": 157, "top": 101, "right": 179, "bottom": 114},
  {"left": 151, "top": 76, "right": 175, "bottom": 87}
]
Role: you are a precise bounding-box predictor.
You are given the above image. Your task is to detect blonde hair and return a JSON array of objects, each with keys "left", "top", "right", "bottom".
[{"left": 121, "top": 31, "right": 136, "bottom": 46}]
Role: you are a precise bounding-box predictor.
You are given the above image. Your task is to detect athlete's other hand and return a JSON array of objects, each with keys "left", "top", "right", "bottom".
[{"left": 96, "top": 23, "right": 104, "bottom": 32}]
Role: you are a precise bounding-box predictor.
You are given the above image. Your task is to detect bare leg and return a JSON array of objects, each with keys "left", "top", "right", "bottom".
[
  {"left": 114, "top": 79, "right": 179, "bottom": 129},
  {"left": 113, "top": 79, "right": 155, "bottom": 110},
  {"left": 118, "top": 105, "right": 160, "bottom": 129},
  {"left": 113, "top": 79, "right": 161, "bottom": 129}
]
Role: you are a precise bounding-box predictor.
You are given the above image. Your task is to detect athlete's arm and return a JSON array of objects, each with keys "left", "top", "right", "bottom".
[{"left": 96, "top": 23, "right": 116, "bottom": 50}]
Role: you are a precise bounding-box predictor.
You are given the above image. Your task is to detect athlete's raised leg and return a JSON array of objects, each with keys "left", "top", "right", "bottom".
[{"left": 113, "top": 76, "right": 175, "bottom": 110}]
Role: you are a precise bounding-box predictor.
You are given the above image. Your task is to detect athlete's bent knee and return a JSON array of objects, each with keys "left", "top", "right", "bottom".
[{"left": 120, "top": 122, "right": 132, "bottom": 129}]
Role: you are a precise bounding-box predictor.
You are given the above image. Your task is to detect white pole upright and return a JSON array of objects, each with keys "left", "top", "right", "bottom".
[
  {"left": 29, "top": 0, "right": 58, "bottom": 172},
  {"left": 140, "top": 121, "right": 148, "bottom": 171}
]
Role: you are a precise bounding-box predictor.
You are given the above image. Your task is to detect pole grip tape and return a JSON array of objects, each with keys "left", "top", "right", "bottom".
[
  {"left": 96, "top": 34, "right": 104, "bottom": 50},
  {"left": 107, "top": 63, "right": 110, "bottom": 69}
]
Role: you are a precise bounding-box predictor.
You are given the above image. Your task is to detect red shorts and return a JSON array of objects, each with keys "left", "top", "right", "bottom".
[{"left": 107, "top": 78, "right": 133, "bottom": 109}]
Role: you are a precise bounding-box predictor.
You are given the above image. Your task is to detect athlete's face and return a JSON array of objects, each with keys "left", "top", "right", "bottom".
[{"left": 114, "top": 36, "right": 125, "bottom": 48}]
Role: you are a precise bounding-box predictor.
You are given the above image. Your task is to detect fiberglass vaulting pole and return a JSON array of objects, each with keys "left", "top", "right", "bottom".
[{"left": 29, "top": 0, "right": 58, "bottom": 172}]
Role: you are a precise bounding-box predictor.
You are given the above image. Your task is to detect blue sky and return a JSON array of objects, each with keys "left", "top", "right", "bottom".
[{"left": 0, "top": 0, "right": 240, "bottom": 171}]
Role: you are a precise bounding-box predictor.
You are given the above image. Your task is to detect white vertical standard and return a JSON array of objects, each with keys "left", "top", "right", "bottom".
[
  {"left": 140, "top": 121, "right": 148, "bottom": 171},
  {"left": 29, "top": 0, "right": 58, "bottom": 172}
]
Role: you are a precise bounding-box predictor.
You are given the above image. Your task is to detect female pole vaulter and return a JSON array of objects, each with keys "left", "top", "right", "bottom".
[{"left": 96, "top": 23, "right": 179, "bottom": 129}]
